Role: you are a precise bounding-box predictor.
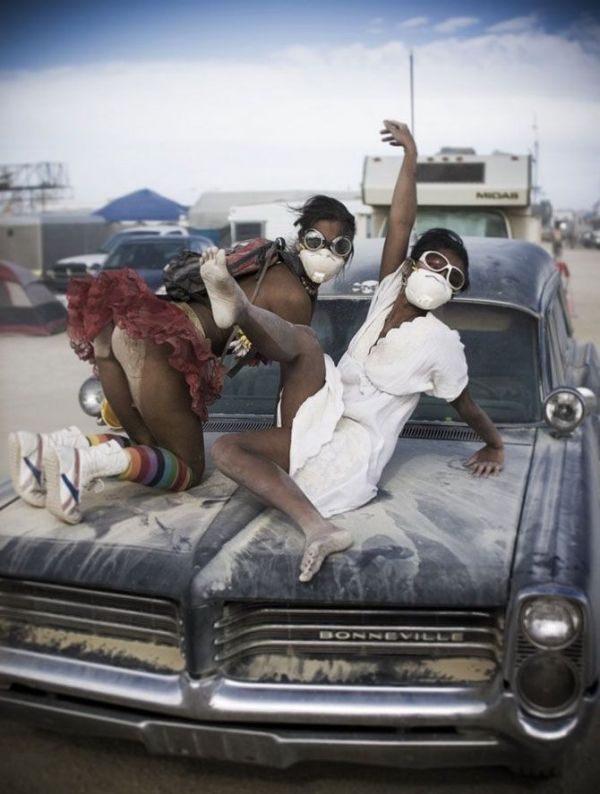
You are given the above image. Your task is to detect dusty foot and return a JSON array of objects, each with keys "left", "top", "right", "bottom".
[
  {"left": 299, "top": 526, "right": 352, "bottom": 583},
  {"left": 200, "top": 247, "right": 247, "bottom": 329}
]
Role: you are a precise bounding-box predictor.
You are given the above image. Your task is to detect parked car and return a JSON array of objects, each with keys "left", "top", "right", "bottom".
[
  {"left": 45, "top": 225, "right": 200, "bottom": 291},
  {"left": 1, "top": 237, "right": 599, "bottom": 777},
  {"left": 97, "top": 234, "right": 211, "bottom": 291}
]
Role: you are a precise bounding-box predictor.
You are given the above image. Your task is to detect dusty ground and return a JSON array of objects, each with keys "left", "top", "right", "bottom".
[{"left": 0, "top": 245, "right": 599, "bottom": 793}]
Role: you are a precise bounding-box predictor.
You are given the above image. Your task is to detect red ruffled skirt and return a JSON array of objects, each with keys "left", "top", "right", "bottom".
[{"left": 67, "top": 269, "right": 224, "bottom": 421}]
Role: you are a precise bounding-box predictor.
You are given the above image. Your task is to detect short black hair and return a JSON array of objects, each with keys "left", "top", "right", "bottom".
[
  {"left": 293, "top": 195, "right": 356, "bottom": 240},
  {"left": 410, "top": 227, "right": 470, "bottom": 292}
]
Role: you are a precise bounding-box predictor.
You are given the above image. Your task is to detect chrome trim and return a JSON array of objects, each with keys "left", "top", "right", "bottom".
[
  {"left": 0, "top": 578, "right": 184, "bottom": 671},
  {"left": 213, "top": 604, "right": 502, "bottom": 683},
  {"left": 0, "top": 688, "right": 561, "bottom": 771}
]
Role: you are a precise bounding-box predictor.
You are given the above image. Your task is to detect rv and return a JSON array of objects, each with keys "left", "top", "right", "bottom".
[{"left": 363, "top": 149, "right": 541, "bottom": 242}]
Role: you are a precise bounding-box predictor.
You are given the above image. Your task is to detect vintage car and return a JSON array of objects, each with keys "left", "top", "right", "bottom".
[{"left": 0, "top": 237, "right": 599, "bottom": 777}]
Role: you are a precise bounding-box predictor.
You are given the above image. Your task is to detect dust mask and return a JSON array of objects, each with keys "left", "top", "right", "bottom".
[
  {"left": 405, "top": 268, "right": 452, "bottom": 310},
  {"left": 299, "top": 248, "right": 345, "bottom": 285}
]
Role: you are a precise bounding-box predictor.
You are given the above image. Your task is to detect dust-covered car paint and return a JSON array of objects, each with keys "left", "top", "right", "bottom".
[{"left": 1, "top": 237, "right": 599, "bottom": 776}]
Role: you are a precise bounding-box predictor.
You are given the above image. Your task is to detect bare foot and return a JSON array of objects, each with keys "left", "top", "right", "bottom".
[
  {"left": 200, "top": 247, "right": 247, "bottom": 329},
  {"left": 299, "top": 527, "right": 352, "bottom": 583}
]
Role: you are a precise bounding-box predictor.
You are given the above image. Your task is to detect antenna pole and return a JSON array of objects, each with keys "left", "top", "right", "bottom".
[
  {"left": 409, "top": 50, "right": 415, "bottom": 135},
  {"left": 532, "top": 114, "right": 540, "bottom": 204}
]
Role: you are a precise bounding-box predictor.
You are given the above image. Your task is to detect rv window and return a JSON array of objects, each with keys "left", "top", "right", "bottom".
[
  {"left": 416, "top": 208, "right": 508, "bottom": 238},
  {"left": 233, "top": 222, "right": 264, "bottom": 242},
  {"left": 417, "top": 163, "right": 485, "bottom": 183}
]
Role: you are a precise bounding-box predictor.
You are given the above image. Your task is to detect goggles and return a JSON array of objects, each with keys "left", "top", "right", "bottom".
[
  {"left": 301, "top": 228, "right": 353, "bottom": 258},
  {"left": 416, "top": 250, "right": 465, "bottom": 291}
]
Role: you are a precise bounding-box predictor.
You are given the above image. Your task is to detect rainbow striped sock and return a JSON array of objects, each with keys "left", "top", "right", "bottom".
[
  {"left": 87, "top": 433, "right": 132, "bottom": 448},
  {"left": 119, "top": 446, "right": 193, "bottom": 491}
]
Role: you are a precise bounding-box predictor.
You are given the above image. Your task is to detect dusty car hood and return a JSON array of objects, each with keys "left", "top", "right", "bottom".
[
  {"left": 0, "top": 431, "right": 534, "bottom": 607},
  {"left": 0, "top": 429, "right": 534, "bottom": 607},
  {"left": 192, "top": 430, "right": 534, "bottom": 607}
]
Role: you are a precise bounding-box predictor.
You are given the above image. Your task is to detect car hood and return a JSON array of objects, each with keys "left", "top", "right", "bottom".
[{"left": 0, "top": 429, "right": 534, "bottom": 607}]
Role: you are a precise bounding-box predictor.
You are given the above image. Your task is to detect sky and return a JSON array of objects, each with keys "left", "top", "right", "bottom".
[{"left": 1, "top": 0, "right": 599, "bottom": 212}]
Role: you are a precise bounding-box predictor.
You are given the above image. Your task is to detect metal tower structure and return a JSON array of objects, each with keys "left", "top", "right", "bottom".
[{"left": 0, "top": 162, "right": 71, "bottom": 213}]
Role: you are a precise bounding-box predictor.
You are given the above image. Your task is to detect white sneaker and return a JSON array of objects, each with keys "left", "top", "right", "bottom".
[
  {"left": 8, "top": 426, "right": 88, "bottom": 508},
  {"left": 45, "top": 440, "right": 129, "bottom": 524}
]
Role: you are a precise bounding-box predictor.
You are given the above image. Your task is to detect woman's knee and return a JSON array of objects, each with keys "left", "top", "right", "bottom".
[
  {"left": 295, "top": 325, "right": 322, "bottom": 359},
  {"left": 211, "top": 434, "right": 240, "bottom": 473}
]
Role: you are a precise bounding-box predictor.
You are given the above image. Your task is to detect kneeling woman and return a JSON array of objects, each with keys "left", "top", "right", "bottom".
[
  {"left": 8, "top": 194, "right": 356, "bottom": 522},
  {"left": 199, "top": 225, "right": 504, "bottom": 583}
]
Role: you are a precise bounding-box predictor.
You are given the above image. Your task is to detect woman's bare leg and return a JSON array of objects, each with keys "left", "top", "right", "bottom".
[
  {"left": 135, "top": 340, "right": 205, "bottom": 484},
  {"left": 203, "top": 249, "right": 352, "bottom": 580},
  {"left": 201, "top": 249, "right": 313, "bottom": 362},
  {"left": 95, "top": 325, "right": 205, "bottom": 483},
  {"left": 212, "top": 429, "right": 351, "bottom": 582},
  {"left": 93, "top": 324, "right": 157, "bottom": 446}
]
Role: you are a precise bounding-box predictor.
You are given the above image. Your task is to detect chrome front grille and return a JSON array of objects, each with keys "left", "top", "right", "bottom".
[
  {"left": 0, "top": 578, "right": 185, "bottom": 673},
  {"left": 516, "top": 634, "right": 584, "bottom": 673},
  {"left": 214, "top": 603, "right": 503, "bottom": 686},
  {"left": 204, "top": 419, "right": 481, "bottom": 441},
  {"left": 399, "top": 424, "right": 481, "bottom": 442}
]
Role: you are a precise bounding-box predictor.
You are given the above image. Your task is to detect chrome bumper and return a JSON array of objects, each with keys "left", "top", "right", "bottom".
[
  {"left": 1, "top": 687, "right": 595, "bottom": 770},
  {"left": 0, "top": 647, "right": 596, "bottom": 769}
]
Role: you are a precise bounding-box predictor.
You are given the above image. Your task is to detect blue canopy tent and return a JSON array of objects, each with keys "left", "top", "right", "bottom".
[{"left": 94, "top": 189, "right": 188, "bottom": 222}]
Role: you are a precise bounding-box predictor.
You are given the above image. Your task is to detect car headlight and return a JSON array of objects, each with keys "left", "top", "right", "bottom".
[
  {"left": 78, "top": 376, "right": 104, "bottom": 417},
  {"left": 543, "top": 387, "right": 596, "bottom": 435},
  {"left": 516, "top": 653, "right": 579, "bottom": 715},
  {"left": 521, "top": 597, "right": 581, "bottom": 650}
]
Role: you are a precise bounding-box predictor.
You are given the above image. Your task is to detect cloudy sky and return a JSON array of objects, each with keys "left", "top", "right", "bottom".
[{"left": 1, "top": 0, "right": 599, "bottom": 211}]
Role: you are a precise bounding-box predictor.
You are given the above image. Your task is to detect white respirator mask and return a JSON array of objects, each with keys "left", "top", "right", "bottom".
[
  {"left": 404, "top": 268, "right": 453, "bottom": 310},
  {"left": 299, "top": 248, "right": 346, "bottom": 285}
]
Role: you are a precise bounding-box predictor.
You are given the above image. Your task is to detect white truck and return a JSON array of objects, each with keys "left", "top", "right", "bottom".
[{"left": 363, "top": 148, "right": 541, "bottom": 242}]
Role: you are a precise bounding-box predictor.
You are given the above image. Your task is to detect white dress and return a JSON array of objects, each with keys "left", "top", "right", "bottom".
[{"left": 286, "top": 269, "right": 469, "bottom": 517}]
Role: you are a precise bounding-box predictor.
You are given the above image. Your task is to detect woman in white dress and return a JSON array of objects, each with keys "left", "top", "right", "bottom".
[{"left": 201, "top": 121, "right": 505, "bottom": 583}]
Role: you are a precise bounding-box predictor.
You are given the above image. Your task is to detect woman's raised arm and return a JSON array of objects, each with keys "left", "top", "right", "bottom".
[{"left": 378, "top": 120, "right": 418, "bottom": 282}]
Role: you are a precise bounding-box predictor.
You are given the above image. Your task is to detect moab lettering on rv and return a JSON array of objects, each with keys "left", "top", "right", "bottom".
[{"left": 476, "top": 191, "right": 520, "bottom": 200}]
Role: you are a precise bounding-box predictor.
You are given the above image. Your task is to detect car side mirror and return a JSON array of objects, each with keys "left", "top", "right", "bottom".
[{"left": 543, "top": 386, "right": 597, "bottom": 436}]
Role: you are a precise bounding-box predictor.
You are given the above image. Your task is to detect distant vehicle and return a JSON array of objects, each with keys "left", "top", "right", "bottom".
[
  {"left": 45, "top": 225, "right": 193, "bottom": 291},
  {"left": 363, "top": 149, "right": 541, "bottom": 242},
  {"left": 99, "top": 234, "right": 212, "bottom": 291}
]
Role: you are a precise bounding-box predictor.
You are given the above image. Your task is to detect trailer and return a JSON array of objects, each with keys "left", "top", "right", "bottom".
[{"left": 363, "top": 149, "right": 541, "bottom": 242}]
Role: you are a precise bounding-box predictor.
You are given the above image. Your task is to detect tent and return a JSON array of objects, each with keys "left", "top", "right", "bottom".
[
  {"left": 0, "top": 261, "right": 67, "bottom": 335},
  {"left": 94, "top": 189, "right": 188, "bottom": 222}
]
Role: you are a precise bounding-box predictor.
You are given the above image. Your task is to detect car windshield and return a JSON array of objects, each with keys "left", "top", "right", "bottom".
[
  {"left": 99, "top": 231, "right": 161, "bottom": 254},
  {"left": 215, "top": 298, "right": 540, "bottom": 424},
  {"left": 102, "top": 239, "right": 201, "bottom": 271}
]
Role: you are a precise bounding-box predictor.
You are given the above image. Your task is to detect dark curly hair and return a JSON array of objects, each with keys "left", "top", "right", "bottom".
[
  {"left": 410, "top": 227, "right": 470, "bottom": 292},
  {"left": 293, "top": 195, "right": 356, "bottom": 240}
]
